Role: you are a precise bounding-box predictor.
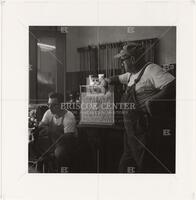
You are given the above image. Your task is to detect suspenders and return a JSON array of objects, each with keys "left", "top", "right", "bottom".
[
  {"left": 124, "top": 62, "right": 152, "bottom": 109},
  {"left": 127, "top": 62, "right": 152, "bottom": 85}
]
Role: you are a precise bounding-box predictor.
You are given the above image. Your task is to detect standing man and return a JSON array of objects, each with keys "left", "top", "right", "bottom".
[
  {"left": 102, "top": 43, "right": 175, "bottom": 173},
  {"left": 29, "top": 92, "right": 77, "bottom": 172}
]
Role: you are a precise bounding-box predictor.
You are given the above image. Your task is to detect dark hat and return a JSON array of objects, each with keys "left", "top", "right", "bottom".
[{"left": 114, "top": 42, "right": 143, "bottom": 59}]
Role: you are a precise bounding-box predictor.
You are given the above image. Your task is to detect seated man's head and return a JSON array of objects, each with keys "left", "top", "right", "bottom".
[
  {"left": 48, "top": 92, "right": 64, "bottom": 115},
  {"left": 115, "top": 43, "right": 146, "bottom": 73}
]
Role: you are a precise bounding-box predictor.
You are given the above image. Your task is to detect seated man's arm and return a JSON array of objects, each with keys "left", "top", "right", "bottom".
[
  {"left": 39, "top": 109, "right": 50, "bottom": 126},
  {"left": 63, "top": 112, "right": 77, "bottom": 136},
  {"left": 38, "top": 109, "right": 51, "bottom": 135}
]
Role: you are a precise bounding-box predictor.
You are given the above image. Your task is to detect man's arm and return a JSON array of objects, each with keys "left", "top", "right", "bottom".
[
  {"left": 63, "top": 112, "right": 77, "bottom": 136},
  {"left": 106, "top": 76, "right": 121, "bottom": 85},
  {"left": 102, "top": 73, "right": 130, "bottom": 87},
  {"left": 38, "top": 109, "right": 50, "bottom": 126},
  {"left": 37, "top": 109, "right": 51, "bottom": 135},
  {"left": 101, "top": 76, "right": 120, "bottom": 89},
  {"left": 145, "top": 80, "right": 176, "bottom": 116},
  {"left": 144, "top": 64, "right": 176, "bottom": 116}
]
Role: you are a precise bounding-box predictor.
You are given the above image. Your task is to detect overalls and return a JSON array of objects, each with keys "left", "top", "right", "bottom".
[{"left": 119, "top": 62, "right": 151, "bottom": 173}]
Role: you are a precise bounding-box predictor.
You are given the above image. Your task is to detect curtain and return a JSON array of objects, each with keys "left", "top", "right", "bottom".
[{"left": 77, "top": 38, "right": 157, "bottom": 80}]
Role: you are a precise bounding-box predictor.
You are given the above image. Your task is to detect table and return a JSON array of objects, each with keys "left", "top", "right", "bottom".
[{"left": 77, "top": 124, "right": 124, "bottom": 173}]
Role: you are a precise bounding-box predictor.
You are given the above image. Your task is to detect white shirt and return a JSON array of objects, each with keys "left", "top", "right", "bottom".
[
  {"left": 118, "top": 63, "right": 175, "bottom": 91},
  {"left": 41, "top": 109, "right": 76, "bottom": 134}
]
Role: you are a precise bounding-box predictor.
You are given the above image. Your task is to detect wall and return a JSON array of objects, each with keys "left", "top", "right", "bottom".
[{"left": 66, "top": 26, "right": 176, "bottom": 72}]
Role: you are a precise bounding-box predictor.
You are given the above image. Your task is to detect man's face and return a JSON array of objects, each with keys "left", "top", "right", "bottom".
[
  {"left": 122, "top": 55, "right": 136, "bottom": 72},
  {"left": 48, "top": 97, "right": 61, "bottom": 114}
]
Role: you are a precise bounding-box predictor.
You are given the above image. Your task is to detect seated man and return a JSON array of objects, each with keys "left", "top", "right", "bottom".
[{"left": 29, "top": 92, "right": 77, "bottom": 172}]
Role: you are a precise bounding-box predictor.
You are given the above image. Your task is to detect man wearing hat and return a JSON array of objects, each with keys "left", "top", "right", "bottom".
[{"left": 102, "top": 43, "right": 175, "bottom": 173}]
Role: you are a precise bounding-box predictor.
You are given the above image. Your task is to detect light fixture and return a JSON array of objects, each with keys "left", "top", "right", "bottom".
[{"left": 37, "top": 42, "right": 56, "bottom": 51}]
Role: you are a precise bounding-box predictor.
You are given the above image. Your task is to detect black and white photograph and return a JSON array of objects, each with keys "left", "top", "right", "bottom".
[
  {"left": 1, "top": 1, "right": 196, "bottom": 200},
  {"left": 28, "top": 26, "right": 176, "bottom": 173}
]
